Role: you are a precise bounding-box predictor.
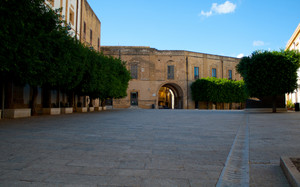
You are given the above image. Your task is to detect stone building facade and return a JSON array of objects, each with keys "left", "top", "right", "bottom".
[
  {"left": 101, "top": 46, "right": 242, "bottom": 109},
  {"left": 286, "top": 23, "right": 300, "bottom": 104},
  {"left": 45, "top": 0, "right": 101, "bottom": 51}
]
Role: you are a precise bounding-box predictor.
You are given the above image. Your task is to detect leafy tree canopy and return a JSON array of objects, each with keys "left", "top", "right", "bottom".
[
  {"left": 0, "top": 0, "right": 131, "bottom": 105},
  {"left": 236, "top": 50, "right": 300, "bottom": 112},
  {"left": 191, "top": 77, "right": 247, "bottom": 103}
]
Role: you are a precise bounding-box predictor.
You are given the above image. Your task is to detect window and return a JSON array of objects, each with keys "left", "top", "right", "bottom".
[
  {"left": 194, "top": 67, "right": 199, "bottom": 79},
  {"left": 90, "top": 29, "right": 93, "bottom": 45},
  {"left": 168, "top": 65, "right": 174, "bottom": 79},
  {"left": 228, "top": 70, "right": 232, "bottom": 80},
  {"left": 212, "top": 68, "right": 217, "bottom": 78},
  {"left": 69, "top": 9, "right": 74, "bottom": 26},
  {"left": 83, "top": 22, "right": 86, "bottom": 40},
  {"left": 131, "top": 65, "right": 138, "bottom": 79},
  {"left": 195, "top": 101, "right": 199, "bottom": 109}
]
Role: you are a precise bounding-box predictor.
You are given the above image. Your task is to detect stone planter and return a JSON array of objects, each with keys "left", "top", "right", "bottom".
[
  {"left": 94, "top": 107, "right": 102, "bottom": 111},
  {"left": 4, "top": 108, "right": 31, "bottom": 119},
  {"left": 102, "top": 106, "right": 107, "bottom": 111},
  {"left": 280, "top": 157, "right": 300, "bottom": 187},
  {"left": 61, "top": 107, "right": 73, "bottom": 114},
  {"left": 89, "top": 107, "right": 94, "bottom": 112},
  {"left": 43, "top": 108, "right": 61, "bottom": 115},
  {"left": 76, "top": 107, "right": 87, "bottom": 113}
]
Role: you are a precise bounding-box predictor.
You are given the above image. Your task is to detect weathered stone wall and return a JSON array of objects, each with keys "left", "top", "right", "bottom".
[
  {"left": 80, "top": 0, "right": 101, "bottom": 51},
  {"left": 101, "top": 46, "right": 242, "bottom": 109}
]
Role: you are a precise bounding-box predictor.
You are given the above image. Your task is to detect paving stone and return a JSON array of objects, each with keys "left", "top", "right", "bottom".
[{"left": 0, "top": 110, "right": 299, "bottom": 186}]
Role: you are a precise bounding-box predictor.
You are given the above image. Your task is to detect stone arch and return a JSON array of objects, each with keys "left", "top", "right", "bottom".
[{"left": 157, "top": 83, "right": 184, "bottom": 109}]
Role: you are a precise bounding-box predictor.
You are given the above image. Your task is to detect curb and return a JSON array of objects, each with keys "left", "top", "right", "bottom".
[{"left": 280, "top": 157, "right": 300, "bottom": 187}]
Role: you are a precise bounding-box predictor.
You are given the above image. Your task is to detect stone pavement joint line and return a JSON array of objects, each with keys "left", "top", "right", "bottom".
[{"left": 216, "top": 114, "right": 249, "bottom": 187}]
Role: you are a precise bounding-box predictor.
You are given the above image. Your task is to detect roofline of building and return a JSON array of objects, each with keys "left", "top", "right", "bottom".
[
  {"left": 101, "top": 46, "right": 239, "bottom": 59},
  {"left": 286, "top": 23, "right": 300, "bottom": 50},
  {"left": 83, "top": 0, "right": 101, "bottom": 23}
]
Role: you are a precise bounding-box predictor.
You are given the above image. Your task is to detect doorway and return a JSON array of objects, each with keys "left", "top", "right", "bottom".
[
  {"left": 158, "top": 83, "right": 183, "bottom": 109},
  {"left": 130, "top": 92, "right": 138, "bottom": 106}
]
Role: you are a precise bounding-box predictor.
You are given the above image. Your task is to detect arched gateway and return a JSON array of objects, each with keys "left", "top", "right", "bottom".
[{"left": 157, "top": 83, "right": 184, "bottom": 109}]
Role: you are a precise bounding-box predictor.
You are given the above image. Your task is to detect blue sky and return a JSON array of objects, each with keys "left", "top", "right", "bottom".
[{"left": 87, "top": 0, "right": 299, "bottom": 58}]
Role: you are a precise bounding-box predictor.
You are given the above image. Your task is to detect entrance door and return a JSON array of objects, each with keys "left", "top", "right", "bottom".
[{"left": 130, "top": 92, "right": 138, "bottom": 106}]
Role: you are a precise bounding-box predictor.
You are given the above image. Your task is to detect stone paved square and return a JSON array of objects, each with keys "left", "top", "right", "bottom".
[{"left": 0, "top": 109, "right": 299, "bottom": 186}]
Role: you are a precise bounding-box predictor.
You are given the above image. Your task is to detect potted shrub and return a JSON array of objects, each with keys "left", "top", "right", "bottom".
[
  {"left": 76, "top": 101, "right": 87, "bottom": 112},
  {"left": 43, "top": 103, "right": 61, "bottom": 115},
  {"left": 61, "top": 102, "right": 73, "bottom": 114},
  {"left": 287, "top": 99, "right": 295, "bottom": 111}
]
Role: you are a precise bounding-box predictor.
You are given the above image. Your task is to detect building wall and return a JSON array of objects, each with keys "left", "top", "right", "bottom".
[
  {"left": 45, "top": 0, "right": 82, "bottom": 39},
  {"left": 101, "top": 46, "right": 242, "bottom": 109},
  {"left": 286, "top": 23, "right": 300, "bottom": 104},
  {"left": 80, "top": 0, "right": 101, "bottom": 51},
  {"left": 45, "top": 0, "right": 101, "bottom": 51}
]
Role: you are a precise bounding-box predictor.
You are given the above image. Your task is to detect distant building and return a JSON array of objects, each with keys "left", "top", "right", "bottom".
[
  {"left": 285, "top": 23, "right": 300, "bottom": 104},
  {"left": 101, "top": 46, "right": 243, "bottom": 109},
  {"left": 45, "top": 0, "right": 101, "bottom": 51}
]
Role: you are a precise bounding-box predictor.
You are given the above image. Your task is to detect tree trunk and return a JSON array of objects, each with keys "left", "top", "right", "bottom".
[
  {"left": 1, "top": 83, "right": 4, "bottom": 119},
  {"left": 272, "top": 95, "right": 277, "bottom": 113},
  {"left": 30, "top": 86, "right": 38, "bottom": 116},
  {"left": 101, "top": 99, "right": 105, "bottom": 107},
  {"left": 57, "top": 88, "right": 60, "bottom": 108}
]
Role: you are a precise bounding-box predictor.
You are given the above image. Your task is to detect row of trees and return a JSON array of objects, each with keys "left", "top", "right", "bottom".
[
  {"left": 191, "top": 50, "right": 300, "bottom": 112},
  {"left": 0, "top": 0, "right": 131, "bottom": 113},
  {"left": 191, "top": 77, "right": 247, "bottom": 107}
]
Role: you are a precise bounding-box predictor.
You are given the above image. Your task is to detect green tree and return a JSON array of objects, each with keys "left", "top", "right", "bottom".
[
  {"left": 75, "top": 50, "right": 131, "bottom": 107},
  {"left": 191, "top": 77, "right": 247, "bottom": 108},
  {"left": 0, "top": 0, "right": 69, "bottom": 113},
  {"left": 236, "top": 50, "right": 300, "bottom": 112}
]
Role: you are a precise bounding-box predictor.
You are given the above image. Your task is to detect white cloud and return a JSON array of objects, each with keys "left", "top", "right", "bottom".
[
  {"left": 200, "top": 1, "right": 237, "bottom": 17},
  {"left": 200, "top": 10, "right": 212, "bottom": 17},
  {"left": 212, "top": 1, "right": 237, "bottom": 14},
  {"left": 237, "top": 53, "right": 244, "bottom": 58},
  {"left": 253, "top": 40, "right": 265, "bottom": 46}
]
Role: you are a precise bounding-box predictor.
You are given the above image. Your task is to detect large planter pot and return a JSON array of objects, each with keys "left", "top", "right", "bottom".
[
  {"left": 4, "top": 108, "right": 31, "bottom": 119},
  {"left": 102, "top": 106, "right": 107, "bottom": 111},
  {"left": 61, "top": 107, "right": 73, "bottom": 114},
  {"left": 76, "top": 107, "right": 87, "bottom": 113},
  {"left": 89, "top": 107, "right": 94, "bottom": 112},
  {"left": 94, "top": 107, "right": 102, "bottom": 111},
  {"left": 43, "top": 108, "right": 61, "bottom": 115}
]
